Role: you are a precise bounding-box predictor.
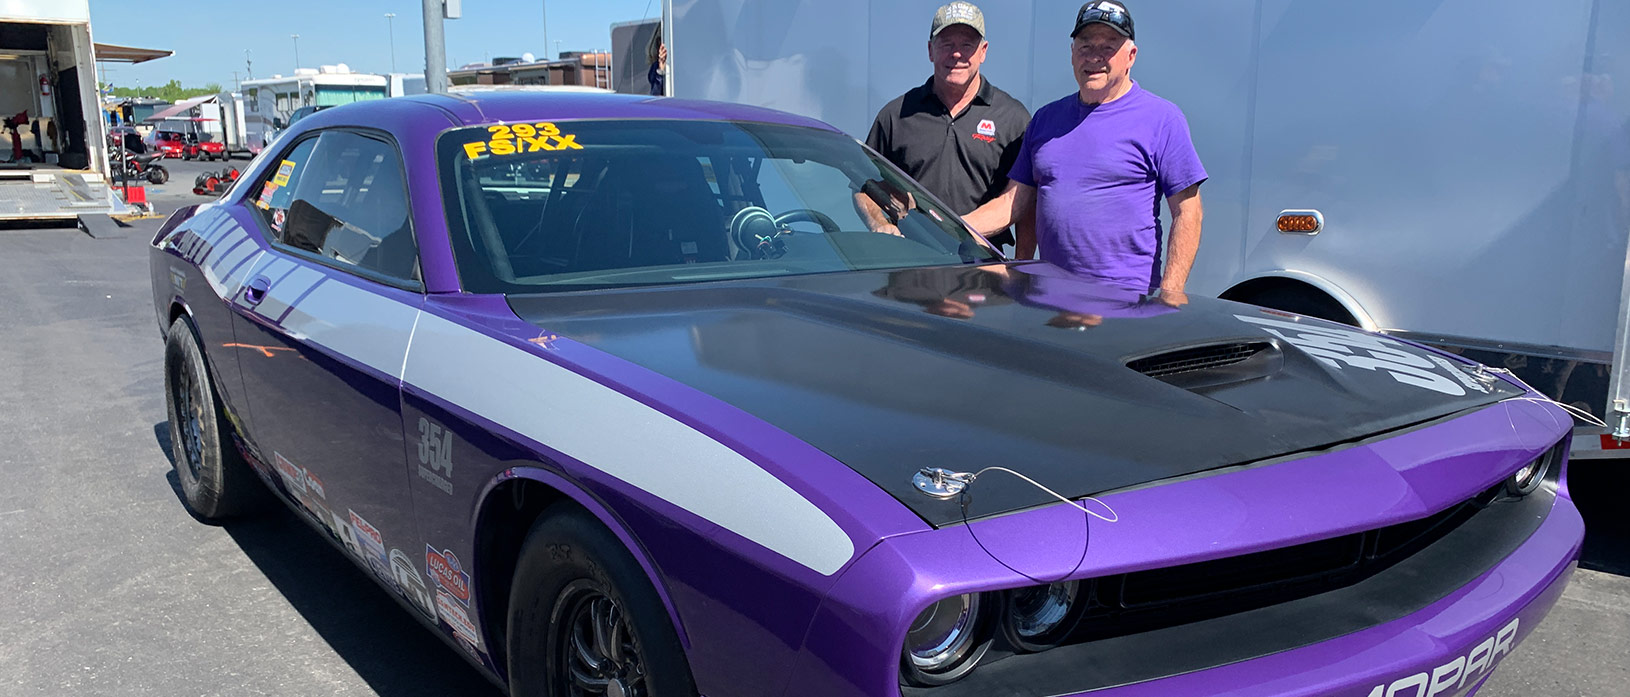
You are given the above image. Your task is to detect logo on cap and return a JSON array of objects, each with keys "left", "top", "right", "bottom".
[{"left": 931, "top": 2, "right": 986, "bottom": 39}]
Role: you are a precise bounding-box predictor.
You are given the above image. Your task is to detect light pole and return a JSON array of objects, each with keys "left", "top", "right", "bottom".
[
  {"left": 291, "top": 34, "right": 301, "bottom": 70},
  {"left": 541, "top": 0, "right": 550, "bottom": 60},
  {"left": 385, "top": 13, "right": 397, "bottom": 73}
]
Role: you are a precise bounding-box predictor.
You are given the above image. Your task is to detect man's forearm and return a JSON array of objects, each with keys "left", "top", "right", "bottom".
[
  {"left": 1162, "top": 186, "right": 1204, "bottom": 291},
  {"left": 965, "top": 181, "right": 1034, "bottom": 236},
  {"left": 1014, "top": 207, "right": 1037, "bottom": 259}
]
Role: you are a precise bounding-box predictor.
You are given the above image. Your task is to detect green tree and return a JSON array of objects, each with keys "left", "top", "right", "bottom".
[{"left": 104, "top": 79, "right": 223, "bottom": 102}]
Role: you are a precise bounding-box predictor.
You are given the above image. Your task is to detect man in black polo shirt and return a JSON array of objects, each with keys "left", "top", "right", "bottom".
[{"left": 862, "top": 1, "right": 1032, "bottom": 254}]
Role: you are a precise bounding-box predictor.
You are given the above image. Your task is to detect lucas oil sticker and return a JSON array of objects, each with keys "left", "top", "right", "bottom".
[
  {"left": 426, "top": 546, "right": 473, "bottom": 606},
  {"left": 463, "top": 122, "right": 582, "bottom": 159}
]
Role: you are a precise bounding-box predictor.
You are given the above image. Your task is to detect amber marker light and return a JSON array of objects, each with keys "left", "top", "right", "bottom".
[{"left": 1276, "top": 210, "right": 1324, "bottom": 234}]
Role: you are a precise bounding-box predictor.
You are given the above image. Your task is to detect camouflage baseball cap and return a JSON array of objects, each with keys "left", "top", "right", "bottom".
[{"left": 930, "top": 2, "right": 985, "bottom": 40}]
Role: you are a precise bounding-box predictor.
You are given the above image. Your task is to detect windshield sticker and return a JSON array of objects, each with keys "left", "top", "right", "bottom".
[
  {"left": 271, "top": 208, "right": 286, "bottom": 232},
  {"left": 272, "top": 160, "right": 296, "bottom": 187},
  {"left": 463, "top": 122, "right": 583, "bottom": 159},
  {"left": 1236, "top": 314, "right": 1468, "bottom": 396}
]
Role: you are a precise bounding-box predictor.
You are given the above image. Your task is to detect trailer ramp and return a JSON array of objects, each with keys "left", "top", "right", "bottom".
[{"left": 0, "top": 170, "right": 130, "bottom": 221}]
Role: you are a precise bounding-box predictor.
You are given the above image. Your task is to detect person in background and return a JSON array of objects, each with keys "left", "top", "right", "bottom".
[
  {"left": 964, "top": 1, "right": 1207, "bottom": 294},
  {"left": 647, "top": 25, "right": 667, "bottom": 97}
]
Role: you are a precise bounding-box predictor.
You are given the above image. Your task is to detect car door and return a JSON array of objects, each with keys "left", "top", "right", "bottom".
[{"left": 228, "top": 128, "right": 430, "bottom": 610}]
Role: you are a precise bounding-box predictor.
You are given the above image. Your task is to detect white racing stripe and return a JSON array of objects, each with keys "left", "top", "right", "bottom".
[
  {"left": 278, "top": 276, "right": 418, "bottom": 376},
  {"left": 278, "top": 278, "right": 856, "bottom": 576},
  {"left": 404, "top": 312, "right": 857, "bottom": 576}
]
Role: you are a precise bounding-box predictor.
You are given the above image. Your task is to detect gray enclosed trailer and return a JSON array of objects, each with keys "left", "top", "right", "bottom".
[{"left": 672, "top": 0, "right": 1630, "bottom": 454}]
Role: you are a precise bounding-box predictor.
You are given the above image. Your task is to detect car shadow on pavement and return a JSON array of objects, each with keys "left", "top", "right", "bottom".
[{"left": 153, "top": 423, "right": 504, "bottom": 697}]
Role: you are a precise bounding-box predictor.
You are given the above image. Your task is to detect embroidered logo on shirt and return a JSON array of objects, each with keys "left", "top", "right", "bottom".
[{"left": 973, "top": 119, "right": 997, "bottom": 142}]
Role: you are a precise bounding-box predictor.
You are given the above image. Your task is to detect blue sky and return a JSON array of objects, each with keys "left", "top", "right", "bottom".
[{"left": 89, "top": 0, "right": 659, "bottom": 90}]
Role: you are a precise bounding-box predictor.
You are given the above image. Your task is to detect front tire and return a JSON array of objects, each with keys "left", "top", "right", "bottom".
[
  {"left": 507, "top": 506, "right": 696, "bottom": 697},
  {"left": 164, "top": 316, "right": 260, "bottom": 520}
]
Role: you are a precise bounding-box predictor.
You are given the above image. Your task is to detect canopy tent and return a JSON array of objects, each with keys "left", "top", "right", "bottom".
[
  {"left": 92, "top": 43, "right": 172, "bottom": 64},
  {"left": 142, "top": 95, "right": 214, "bottom": 123}
]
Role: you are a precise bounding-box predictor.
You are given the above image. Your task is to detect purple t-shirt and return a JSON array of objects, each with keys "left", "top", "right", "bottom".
[{"left": 1009, "top": 82, "right": 1207, "bottom": 290}]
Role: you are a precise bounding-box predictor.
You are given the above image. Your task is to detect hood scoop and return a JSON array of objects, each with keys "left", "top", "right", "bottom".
[{"left": 1127, "top": 341, "right": 1281, "bottom": 391}]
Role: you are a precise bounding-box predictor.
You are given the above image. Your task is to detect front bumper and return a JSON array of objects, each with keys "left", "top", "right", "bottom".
[
  {"left": 1051, "top": 490, "right": 1581, "bottom": 697},
  {"left": 788, "top": 486, "right": 1580, "bottom": 697}
]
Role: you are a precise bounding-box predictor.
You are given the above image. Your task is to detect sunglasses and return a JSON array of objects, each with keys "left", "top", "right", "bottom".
[{"left": 1075, "top": 6, "right": 1133, "bottom": 40}]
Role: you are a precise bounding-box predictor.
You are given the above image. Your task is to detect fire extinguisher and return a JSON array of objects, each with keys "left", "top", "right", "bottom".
[{"left": 39, "top": 76, "right": 50, "bottom": 97}]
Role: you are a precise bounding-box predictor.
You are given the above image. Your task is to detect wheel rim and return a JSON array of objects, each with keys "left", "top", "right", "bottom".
[
  {"left": 557, "top": 581, "right": 647, "bottom": 697},
  {"left": 171, "top": 360, "right": 206, "bottom": 480}
]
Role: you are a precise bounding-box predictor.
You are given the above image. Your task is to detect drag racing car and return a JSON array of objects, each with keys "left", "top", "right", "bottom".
[{"left": 148, "top": 91, "right": 1583, "bottom": 697}]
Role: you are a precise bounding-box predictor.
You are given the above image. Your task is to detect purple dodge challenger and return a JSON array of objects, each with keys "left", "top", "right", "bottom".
[{"left": 148, "top": 92, "right": 1582, "bottom": 697}]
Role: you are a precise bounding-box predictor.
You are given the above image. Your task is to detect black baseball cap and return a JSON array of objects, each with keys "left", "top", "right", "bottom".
[{"left": 1071, "top": 1, "right": 1134, "bottom": 41}]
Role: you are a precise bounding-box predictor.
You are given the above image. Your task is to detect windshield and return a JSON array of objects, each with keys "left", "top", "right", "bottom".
[{"left": 438, "top": 119, "right": 1000, "bottom": 293}]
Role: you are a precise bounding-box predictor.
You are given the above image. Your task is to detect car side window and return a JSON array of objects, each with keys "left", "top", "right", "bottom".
[
  {"left": 252, "top": 137, "right": 317, "bottom": 237},
  {"left": 255, "top": 130, "right": 421, "bottom": 285}
]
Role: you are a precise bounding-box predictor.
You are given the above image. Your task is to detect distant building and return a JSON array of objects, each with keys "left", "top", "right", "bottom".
[{"left": 449, "top": 52, "right": 611, "bottom": 89}]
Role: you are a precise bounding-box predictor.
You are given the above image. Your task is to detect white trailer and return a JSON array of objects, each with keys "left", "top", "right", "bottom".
[
  {"left": 672, "top": 0, "right": 1630, "bottom": 453},
  {"left": 241, "top": 66, "right": 388, "bottom": 147},
  {"left": 0, "top": 0, "right": 141, "bottom": 220}
]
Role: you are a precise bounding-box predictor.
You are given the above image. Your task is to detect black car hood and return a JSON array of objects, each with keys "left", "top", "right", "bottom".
[{"left": 508, "top": 264, "right": 1518, "bottom": 526}]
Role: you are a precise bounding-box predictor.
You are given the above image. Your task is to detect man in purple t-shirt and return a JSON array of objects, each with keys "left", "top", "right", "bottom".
[{"left": 965, "top": 1, "right": 1207, "bottom": 294}]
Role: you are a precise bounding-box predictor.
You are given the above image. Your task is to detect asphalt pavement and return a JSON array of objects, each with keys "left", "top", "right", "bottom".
[{"left": 0, "top": 157, "right": 1625, "bottom": 696}]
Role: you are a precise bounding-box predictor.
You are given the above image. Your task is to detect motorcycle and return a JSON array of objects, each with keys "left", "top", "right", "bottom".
[{"left": 117, "top": 149, "right": 169, "bottom": 185}]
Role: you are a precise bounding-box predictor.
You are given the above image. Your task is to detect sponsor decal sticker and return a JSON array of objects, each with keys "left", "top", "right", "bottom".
[
  {"left": 391, "top": 549, "right": 437, "bottom": 619},
  {"left": 1236, "top": 314, "right": 1470, "bottom": 396},
  {"left": 1363, "top": 618, "right": 1517, "bottom": 697},
  {"left": 303, "top": 470, "right": 326, "bottom": 499},
  {"left": 272, "top": 160, "right": 296, "bottom": 187},
  {"left": 463, "top": 122, "right": 582, "bottom": 160},
  {"left": 257, "top": 181, "right": 278, "bottom": 209},
  {"left": 426, "top": 545, "right": 472, "bottom": 606},
  {"left": 273, "top": 452, "right": 306, "bottom": 495},
  {"left": 332, "top": 511, "right": 364, "bottom": 560},
  {"left": 271, "top": 208, "right": 286, "bottom": 232},
  {"left": 437, "top": 591, "right": 482, "bottom": 647},
  {"left": 168, "top": 267, "right": 186, "bottom": 293},
  {"left": 350, "top": 510, "right": 392, "bottom": 579},
  {"left": 416, "top": 417, "right": 454, "bottom": 495}
]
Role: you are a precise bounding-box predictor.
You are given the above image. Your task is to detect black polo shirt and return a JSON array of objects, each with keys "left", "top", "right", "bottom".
[{"left": 865, "top": 77, "right": 1030, "bottom": 219}]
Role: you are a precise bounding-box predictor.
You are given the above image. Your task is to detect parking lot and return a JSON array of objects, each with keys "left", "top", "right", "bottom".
[{"left": 0, "top": 156, "right": 1625, "bottom": 696}]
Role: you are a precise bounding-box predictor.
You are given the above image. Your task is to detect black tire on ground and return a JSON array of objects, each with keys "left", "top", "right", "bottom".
[
  {"left": 507, "top": 505, "right": 696, "bottom": 697},
  {"left": 164, "top": 316, "right": 261, "bottom": 520},
  {"left": 148, "top": 166, "right": 169, "bottom": 185}
]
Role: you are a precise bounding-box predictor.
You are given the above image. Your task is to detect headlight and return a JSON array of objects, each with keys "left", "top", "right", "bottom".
[
  {"left": 1003, "top": 580, "right": 1086, "bottom": 651},
  {"left": 900, "top": 593, "right": 992, "bottom": 686},
  {"left": 1505, "top": 451, "right": 1551, "bottom": 496}
]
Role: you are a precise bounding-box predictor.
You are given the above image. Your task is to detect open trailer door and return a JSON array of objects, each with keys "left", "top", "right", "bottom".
[{"left": 0, "top": 1, "right": 168, "bottom": 221}]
